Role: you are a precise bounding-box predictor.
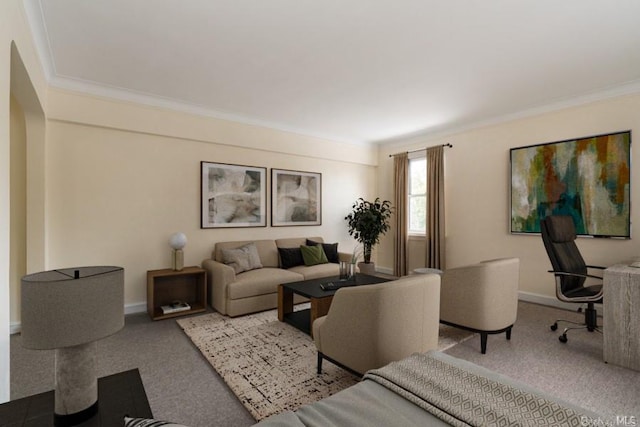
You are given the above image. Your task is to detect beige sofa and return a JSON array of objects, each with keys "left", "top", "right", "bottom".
[
  {"left": 202, "top": 237, "right": 349, "bottom": 317},
  {"left": 440, "top": 257, "right": 520, "bottom": 354},
  {"left": 313, "top": 273, "right": 441, "bottom": 375}
]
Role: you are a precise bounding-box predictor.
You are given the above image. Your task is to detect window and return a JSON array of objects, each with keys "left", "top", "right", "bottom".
[{"left": 408, "top": 156, "right": 426, "bottom": 235}]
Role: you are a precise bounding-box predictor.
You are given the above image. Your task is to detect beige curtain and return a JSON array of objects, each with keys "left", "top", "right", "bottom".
[
  {"left": 426, "top": 145, "right": 445, "bottom": 269},
  {"left": 393, "top": 153, "right": 409, "bottom": 277}
]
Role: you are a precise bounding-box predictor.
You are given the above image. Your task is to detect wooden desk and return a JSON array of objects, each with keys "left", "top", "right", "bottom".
[
  {"left": 0, "top": 369, "right": 152, "bottom": 426},
  {"left": 603, "top": 264, "right": 640, "bottom": 371}
]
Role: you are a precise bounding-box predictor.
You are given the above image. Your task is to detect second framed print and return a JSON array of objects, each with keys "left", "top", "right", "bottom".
[
  {"left": 201, "top": 162, "right": 267, "bottom": 228},
  {"left": 271, "top": 168, "right": 322, "bottom": 226}
]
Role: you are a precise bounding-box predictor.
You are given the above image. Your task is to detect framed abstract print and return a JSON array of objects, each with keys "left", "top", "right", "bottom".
[
  {"left": 201, "top": 162, "right": 267, "bottom": 228},
  {"left": 271, "top": 168, "right": 321, "bottom": 226}
]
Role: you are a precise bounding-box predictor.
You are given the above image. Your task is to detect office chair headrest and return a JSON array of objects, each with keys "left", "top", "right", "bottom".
[{"left": 544, "top": 215, "right": 576, "bottom": 243}]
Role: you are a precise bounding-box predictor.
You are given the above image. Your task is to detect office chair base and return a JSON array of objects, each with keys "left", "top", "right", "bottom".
[
  {"left": 558, "top": 325, "right": 602, "bottom": 343},
  {"left": 551, "top": 305, "right": 601, "bottom": 343}
]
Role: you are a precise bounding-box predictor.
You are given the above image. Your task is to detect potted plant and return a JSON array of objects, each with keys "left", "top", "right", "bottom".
[{"left": 345, "top": 198, "right": 393, "bottom": 273}]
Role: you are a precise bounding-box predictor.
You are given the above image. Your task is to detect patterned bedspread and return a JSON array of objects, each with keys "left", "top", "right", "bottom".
[{"left": 364, "top": 352, "right": 594, "bottom": 427}]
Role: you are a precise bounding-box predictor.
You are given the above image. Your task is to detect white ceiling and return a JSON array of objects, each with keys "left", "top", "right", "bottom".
[{"left": 25, "top": 0, "right": 640, "bottom": 144}]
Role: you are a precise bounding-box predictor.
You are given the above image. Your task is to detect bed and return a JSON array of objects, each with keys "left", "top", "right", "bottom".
[{"left": 254, "top": 351, "right": 605, "bottom": 426}]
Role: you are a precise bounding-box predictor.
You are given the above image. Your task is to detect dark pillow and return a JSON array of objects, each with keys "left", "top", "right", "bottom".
[
  {"left": 306, "top": 239, "right": 339, "bottom": 263},
  {"left": 278, "top": 247, "right": 305, "bottom": 269},
  {"left": 300, "top": 245, "right": 329, "bottom": 266}
]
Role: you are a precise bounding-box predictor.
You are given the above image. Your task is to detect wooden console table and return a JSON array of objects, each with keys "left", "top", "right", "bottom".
[
  {"left": 0, "top": 369, "right": 152, "bottom": 426},
  {"left": 147, "top": 267, "right": 207, "bottom": 320},
  {"left": 603, "top": 264, "right": 640, "bottom": 371}
]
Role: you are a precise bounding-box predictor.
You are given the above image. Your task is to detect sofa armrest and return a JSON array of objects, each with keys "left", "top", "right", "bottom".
[{"left": 201, "top": 259, "right": 236, "bottom": 315}]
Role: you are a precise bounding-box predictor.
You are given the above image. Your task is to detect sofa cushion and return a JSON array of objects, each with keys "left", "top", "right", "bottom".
[
  {"left": 289, "top": 262, "right": 340, "bottom": 280},
  {"left": 215, "top": 240, "right": 279, "bottom": 268},
  {"left": 301, "top": 245, "right": 329, "bottom": 266},
  {"left": 306, "top": 239, "right": 339, "bottom": 263},
  {"left": 221, "top": 243, "right": 263, "bottom": 274},
  {"left": 228, "top": 268, "right": 304, "bottom": 299},
  {"left": 276, "top": 237, "right": 324, "bottom": 249},
  {"left": 278, "top": 247, "right": 305, "bottom": 269}
]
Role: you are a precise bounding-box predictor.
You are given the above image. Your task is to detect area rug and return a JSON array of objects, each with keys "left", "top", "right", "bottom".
[{"left": 177, "top": 307, "right": 474, "bottom": 421}]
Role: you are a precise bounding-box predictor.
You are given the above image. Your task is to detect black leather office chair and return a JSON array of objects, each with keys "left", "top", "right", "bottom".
[{"left": 540, "top": 215, "right": 604, "bottom": 343}]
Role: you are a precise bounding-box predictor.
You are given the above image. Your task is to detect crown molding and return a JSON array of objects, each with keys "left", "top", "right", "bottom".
[
  {"left": 23, "top": 0, "right": 55, "bottom": 80},
  {"left": 48, "top": 74, "right": 369, "bottom": 147},
  {"left": 22, "top": 0, "right": 640, "bottom": 148},
  {"left": 378, "top": 79, "right": 640, "bottom": 147},
  {"left": 23, "top": 0, "right": 368, "bottom": 146}
]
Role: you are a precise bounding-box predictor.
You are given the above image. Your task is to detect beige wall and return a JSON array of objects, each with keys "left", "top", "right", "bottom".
[
  {"left": 10, "top": 94, "right": 27, "bottom": 325},
  {"left": 378, "top": 93, "right": 640, "bottom": 303},
  {"left": 45, "top": 90, "right": 378, "bottom": 309},
  {"left": 1, "top": 0, "right": 48, "bottom": 403}
]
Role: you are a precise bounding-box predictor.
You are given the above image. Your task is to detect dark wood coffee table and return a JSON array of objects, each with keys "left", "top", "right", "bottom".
[{"left": 277, "top": 274, "right": 390, "bottom": 336}]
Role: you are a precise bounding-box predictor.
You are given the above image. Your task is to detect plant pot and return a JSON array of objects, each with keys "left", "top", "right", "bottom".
[{"left": 357, "top": 262, "right": 376, "bottom": 275}]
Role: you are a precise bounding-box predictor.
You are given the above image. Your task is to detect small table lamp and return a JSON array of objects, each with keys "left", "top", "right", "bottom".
[
  {"left": 169, "top": 232, "right": 187, "bottom": 271},
  {"left": 21, "top": 266, "right": 124, "bottom": 426}
]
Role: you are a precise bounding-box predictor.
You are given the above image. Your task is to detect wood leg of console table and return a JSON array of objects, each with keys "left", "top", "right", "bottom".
[{"left": 278, "top": 284, "right": 293, "bottom": 322}]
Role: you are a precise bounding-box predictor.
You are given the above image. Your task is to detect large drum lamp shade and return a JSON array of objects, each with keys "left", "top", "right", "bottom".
[
  {"left": 21, "top": 266, "right": 124, "bottom": 426},
  {"left": 21, "top": 266, "right": 124, "bottom": 349}
]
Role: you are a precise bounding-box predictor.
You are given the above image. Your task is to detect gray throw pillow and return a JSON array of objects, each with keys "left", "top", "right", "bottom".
[{"left": 221, "top": 243, "right": 263, "bottom": 274}]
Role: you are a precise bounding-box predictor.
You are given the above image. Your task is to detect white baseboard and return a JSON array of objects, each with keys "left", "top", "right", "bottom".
[
  {"left": 10, "top": 302, "right": 149, "bottom": 335},
  {"left": 9, "top": 323, "right": 20, "bottom": 335},
  {"left": 125, "top": 302, "right": 147, "bottom": 315},
  {"left": 518, "top": 291, "right": 604, "bottom": 315},
  {"left": 379, "top": 267, "right": 602, "bottom": 315},
  {"left": 517, "top": 291, "right": 576, "bottom": 310},
  {"left": 9, "top": 291, "right": 600, "bottom": 335},
  {"left": 376, "top": 266, "right": 394, "bottom": 275}
]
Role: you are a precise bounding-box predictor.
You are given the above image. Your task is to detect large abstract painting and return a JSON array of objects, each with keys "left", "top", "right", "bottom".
[
  {"left": 510, "top": 131, "right": 631, "bottom": 238},
  {"left": 201, "top": 162, "right": 267, "bottom": 228},
  {"left": 271, "top": 169, "right": 321, "bottom": 226}
]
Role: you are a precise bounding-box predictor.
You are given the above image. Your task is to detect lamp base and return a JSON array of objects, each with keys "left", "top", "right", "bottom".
[
  {"left": 54, "top": 402, "right": 98, "bottom": 427},
  {"left": 54, "top": 342, "right": 98, "bottom": 426},
  {"left": 172, "top": 249, "right": 184, "bottom": 271}
]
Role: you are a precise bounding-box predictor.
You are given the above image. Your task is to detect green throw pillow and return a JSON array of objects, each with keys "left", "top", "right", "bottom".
[{"left": 300, "top": 244, "right": 328, "bottom": 266}]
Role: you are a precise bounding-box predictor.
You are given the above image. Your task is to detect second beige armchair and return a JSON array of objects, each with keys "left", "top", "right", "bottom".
[
  {"left": 440, "top": 258, "right": 520, "bottom": 354},
  {"left": 312, "top": 274, "right": 441, "bottom": 376}
]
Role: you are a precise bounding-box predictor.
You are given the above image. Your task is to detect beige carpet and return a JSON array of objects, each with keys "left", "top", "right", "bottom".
[{"left": 177, "top": 307, "right": 473, "bottom": 421}]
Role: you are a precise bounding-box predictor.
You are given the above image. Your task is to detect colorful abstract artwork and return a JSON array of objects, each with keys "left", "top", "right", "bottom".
[{"left": 510, "top": 131, "right": 631, "bottom": 237}]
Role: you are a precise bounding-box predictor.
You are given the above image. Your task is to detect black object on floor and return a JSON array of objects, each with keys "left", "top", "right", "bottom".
[{"left": 0, "top": 369, "right": 152, "bottom": 426}]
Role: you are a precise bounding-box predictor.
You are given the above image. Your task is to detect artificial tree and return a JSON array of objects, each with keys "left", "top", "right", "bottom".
[{"left": 345, "top": 198, "right": 393, "bottom": 264}]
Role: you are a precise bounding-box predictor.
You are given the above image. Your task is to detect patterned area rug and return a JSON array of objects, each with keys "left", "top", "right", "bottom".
[{"left": 177, "top": 307, "right": 474, "bottom": 421}]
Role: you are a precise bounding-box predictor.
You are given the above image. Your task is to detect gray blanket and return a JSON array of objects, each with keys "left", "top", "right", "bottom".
[
  {"left": 364, "top": 352, "right": 594, "bottom": 427},
  {"left": 255, "top": 351, "right": 604, "bottom": 426}
]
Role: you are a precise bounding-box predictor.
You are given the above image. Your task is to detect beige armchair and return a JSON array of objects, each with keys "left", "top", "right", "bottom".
[
  {"left": 312, "top": 274, "right": 441, "bottom": 376},
  {"left": 440, "top": 258, "right": 520, "bottom": 354}
]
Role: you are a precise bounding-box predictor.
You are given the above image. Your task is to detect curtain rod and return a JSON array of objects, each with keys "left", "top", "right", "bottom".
[{"left": 388, "top": 143, "right": 452, "bottom": 158}]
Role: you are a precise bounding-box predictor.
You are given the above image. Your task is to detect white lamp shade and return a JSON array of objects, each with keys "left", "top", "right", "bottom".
[
  {"left": 169, "top": 232, "right": 187, "bottom": 250},
  {"left": 21, "top": 266, "right": 124, "bottom": 350}
]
